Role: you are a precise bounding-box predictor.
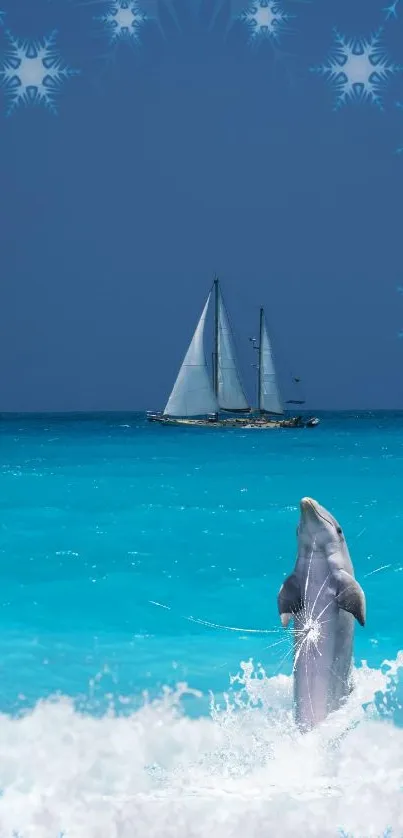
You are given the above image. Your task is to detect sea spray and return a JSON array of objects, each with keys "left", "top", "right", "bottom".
[{"left": 0, "top": 658, "right": 401, "bottom": 838}]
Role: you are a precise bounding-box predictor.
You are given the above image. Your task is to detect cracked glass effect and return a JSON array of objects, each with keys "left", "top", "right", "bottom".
[
  {"left": 240, "top": 0, "right": 290, "bottom": 44},
  {"left": 294, "top": 616, "right": 321, "bottom": 666},
  {"left": 0, "top": 30, "right": 78, "bottom": 115},
  {"left": 96, "top": 0, "right": 147, "bottom": 43},
  {"left": 312, "top": 29, "right": 402, "bottom": 110}
]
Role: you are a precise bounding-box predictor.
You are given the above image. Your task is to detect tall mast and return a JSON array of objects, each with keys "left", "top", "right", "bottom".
[
  {"left": 258, "top": 306, "right": 264, "bottom": 413},
  {"left": 213, "top": 276, "right": 219, "bottom": 399}
]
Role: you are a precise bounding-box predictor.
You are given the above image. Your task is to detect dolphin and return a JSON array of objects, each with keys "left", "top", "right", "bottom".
[{"left": 277, "top": 497, "right": 366, "bottom": 732}]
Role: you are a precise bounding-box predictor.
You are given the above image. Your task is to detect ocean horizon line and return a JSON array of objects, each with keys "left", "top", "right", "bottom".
[{"left": 1, "top": 408, "right": 403, "bottom": 418}]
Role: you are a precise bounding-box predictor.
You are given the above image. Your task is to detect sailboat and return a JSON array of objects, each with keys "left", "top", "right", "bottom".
[{"left": 147, "top": 279, "right": 319, "bottom": 429}]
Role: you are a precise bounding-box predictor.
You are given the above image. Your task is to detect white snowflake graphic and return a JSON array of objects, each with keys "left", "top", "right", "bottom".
[
  {"left": 0, "top": 30, "right": 78, "bottom": 115},
  {"left": 96, "top": 0, "right": 147, "bottom": 43},
  {"left": 240, "top": 0, "right": 290, "bottom": 43},
  {"left": 312, "top": 29, "right": 401, "bottom": 110},
  {"left": 384, "top": 0, "right": 400, "bottom": 19}
]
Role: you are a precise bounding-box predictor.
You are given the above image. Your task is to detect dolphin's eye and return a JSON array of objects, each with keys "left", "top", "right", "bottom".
[{"left": 336, "top": 526, "right": 343, "bottom": 535}]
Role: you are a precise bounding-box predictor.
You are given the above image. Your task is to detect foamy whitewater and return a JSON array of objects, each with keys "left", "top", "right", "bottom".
[
  {"left": 1, "top": 412, "right": 403, "bottom": 837},
  {"left": 1, "top": 658, "right": 402, "bottom": 838}
]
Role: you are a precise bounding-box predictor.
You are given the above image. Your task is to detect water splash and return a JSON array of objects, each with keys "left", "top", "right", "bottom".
[{"left": 0, "top": 656, "right": 401, "bottom": 837}]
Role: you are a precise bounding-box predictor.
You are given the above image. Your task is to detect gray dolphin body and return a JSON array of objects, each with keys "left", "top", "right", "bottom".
[{"left": 277, "top": 497, "right": 366, "bottom": 732}]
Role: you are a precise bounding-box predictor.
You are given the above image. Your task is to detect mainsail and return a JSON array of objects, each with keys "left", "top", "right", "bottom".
[
  {"left": 216, "top": 285, "right": 250, "bottom": 412},
  {"left": 258, "top": 309, "right": 283, "bottom": 415},
  {"left": 163, "top": 293, "right": 218, "bottom": 417}
]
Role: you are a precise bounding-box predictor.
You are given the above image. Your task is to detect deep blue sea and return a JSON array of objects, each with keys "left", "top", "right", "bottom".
[{"left": 0, "top": 411, "right": 402, "bottom": 838}]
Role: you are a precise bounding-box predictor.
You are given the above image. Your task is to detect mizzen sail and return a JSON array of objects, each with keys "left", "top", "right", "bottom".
[
  {"left": 259, "top": 309, "right": 283, "bottom": 415},
  {"left": 163, "top": 293, "right": 218, "bottom": 417}
]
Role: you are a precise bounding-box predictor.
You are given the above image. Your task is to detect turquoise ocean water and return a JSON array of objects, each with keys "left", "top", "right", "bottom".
[{"left": 0, "top": 411, "right": 402, "bottom": 837}]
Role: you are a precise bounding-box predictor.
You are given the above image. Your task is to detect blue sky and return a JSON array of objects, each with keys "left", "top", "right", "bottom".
[{"left": 0, "top": 0, "right": 402, "bottom": 410}]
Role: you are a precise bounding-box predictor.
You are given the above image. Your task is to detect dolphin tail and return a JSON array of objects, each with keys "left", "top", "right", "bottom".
[
  {"left": 277, "top": 572, "right": 302, "bottom": 627},
  {"left": 334, "top": 569, "right": 366, "bottom": 627}
]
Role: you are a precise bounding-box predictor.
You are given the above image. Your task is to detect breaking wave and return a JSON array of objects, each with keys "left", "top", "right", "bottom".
[{"left": 0, "top": 654, "right": 402, "bottom": 838}]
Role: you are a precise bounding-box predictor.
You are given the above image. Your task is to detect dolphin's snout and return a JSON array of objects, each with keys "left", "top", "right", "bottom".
[
  {"left": 300, "top": 497, "right": 317, "bottom": 514},
  {"left": 300, "top": 497, "right": 314, "bottom": 508}
]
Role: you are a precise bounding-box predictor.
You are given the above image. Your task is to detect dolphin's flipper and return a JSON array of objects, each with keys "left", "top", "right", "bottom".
[
  {"left": 334, "top": 570, "right": 366, "bottom": 627},
  {"left": 277, "top": 572, "right": 302, "bottom": 627}
]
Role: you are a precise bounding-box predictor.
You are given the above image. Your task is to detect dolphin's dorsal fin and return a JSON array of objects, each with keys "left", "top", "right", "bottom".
[
  {"left": 335, "top": 570, "right": 366, "bottom": 627},
  {"left": 277, "top": 572, "right": 302, "bottom": 627}
]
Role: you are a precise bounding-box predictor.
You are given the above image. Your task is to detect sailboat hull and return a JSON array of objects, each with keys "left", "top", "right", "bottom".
[{"left": 146, "top": 414, "right": 320, "bottom": 429}]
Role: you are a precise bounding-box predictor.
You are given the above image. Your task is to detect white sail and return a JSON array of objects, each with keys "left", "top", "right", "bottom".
[
  {"left": 259, "top": 316, "right": 283, "bottom": 415},
  {"left": 217, "top": 291, "right": 249, "bottom": 411},
  {"left": 163, "top": 293, "right": 218, "bottom": 417}
]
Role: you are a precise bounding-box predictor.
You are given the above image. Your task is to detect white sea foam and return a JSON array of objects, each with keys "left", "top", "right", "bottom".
[{"left": 0, "top": 655, "right": 402, "bottom": 838}]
